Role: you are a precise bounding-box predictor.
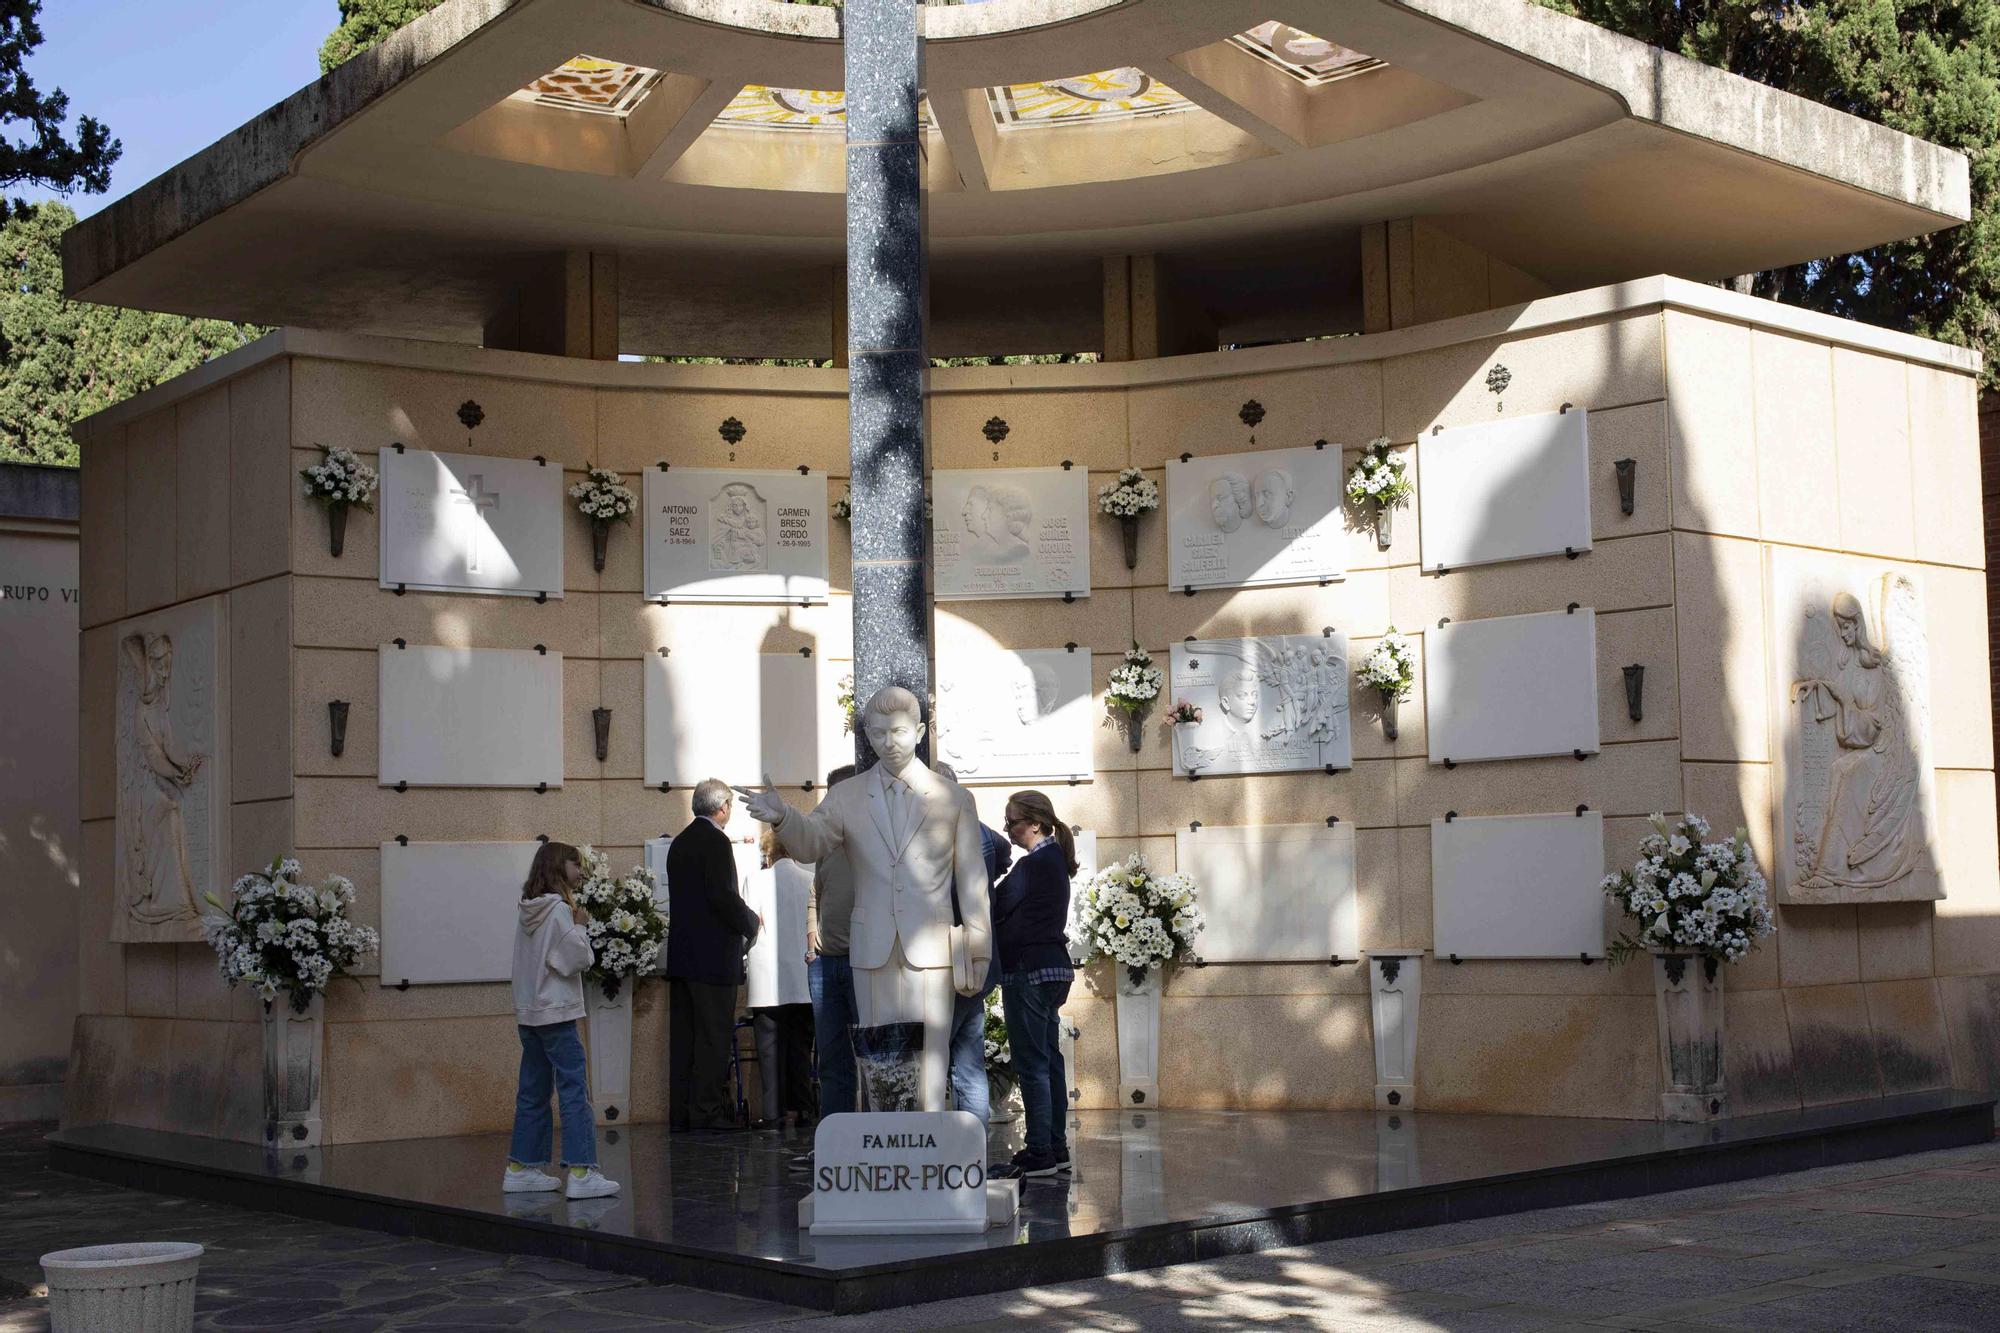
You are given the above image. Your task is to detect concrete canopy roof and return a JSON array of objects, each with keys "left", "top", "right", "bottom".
[{"left": 65, "top": 0, "right": 1968, "bottom": 346}]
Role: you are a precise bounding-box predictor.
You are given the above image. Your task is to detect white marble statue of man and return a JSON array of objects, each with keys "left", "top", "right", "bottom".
[{"left": 735, "top": 686, "right": 993, "bottom": 1111}]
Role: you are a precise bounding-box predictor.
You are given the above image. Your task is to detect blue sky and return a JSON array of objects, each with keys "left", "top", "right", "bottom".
[{"left": 16, "top": 0, "right": 329, "bottom": 217}]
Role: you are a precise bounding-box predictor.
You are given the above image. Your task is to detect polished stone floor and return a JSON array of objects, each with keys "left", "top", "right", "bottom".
[{"left": 9, "top": 1119, "right": 2000, "bottom": 1330}]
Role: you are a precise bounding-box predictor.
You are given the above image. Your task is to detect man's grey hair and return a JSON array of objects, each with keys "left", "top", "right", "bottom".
[{"left": 692, "top": 778, "right": 732, "bottom": 817}]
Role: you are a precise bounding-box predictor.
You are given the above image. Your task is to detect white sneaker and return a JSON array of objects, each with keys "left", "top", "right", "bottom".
[
  {"left": 502, "top": 1166, "right": 561, "bottom": 1194},
  {"left": 565, "top": 1167, "right": 621, "bottom": 1200}
]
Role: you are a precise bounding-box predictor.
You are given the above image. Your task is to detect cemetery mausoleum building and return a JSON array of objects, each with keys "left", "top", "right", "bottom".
[{"left": 55, "top": 0, "right": 2000, "bottom": 1148}]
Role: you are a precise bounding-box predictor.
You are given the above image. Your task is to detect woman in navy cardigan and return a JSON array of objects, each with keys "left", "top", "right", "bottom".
[{"left": 989, "top": 789, "right": 1079, "bottom": 1181}]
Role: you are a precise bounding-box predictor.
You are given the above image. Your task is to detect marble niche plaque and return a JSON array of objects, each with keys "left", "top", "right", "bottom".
[
  {"left": 379, "top": 449, "right": 565, "bottom": 598},
  {"left": 114, "top": 595, "right": 231, "bottom": 943},
  {"left": 1431, "top": 812, "right": 1606, "bottom": 959},
  {"left": 1173, "top": 823, "right": 1358, "bottom": 963},
  {"left": 644, "top": 648, "right": 826, "bottom": 788},
  {"left": 934, "top": 646, "right": 1094, "bottom": 784},
  {"left": 1418, "top": 409, "right": 1592, "bottom": 573},
  {"left": 1425, "top": 609, "right": 1598, "bottom": 765},
  {"left": 643, "top": 467, "right": 828, "bottom": 604},
  {"left": 932, "top": 466, "right": 1090, "bottom": 600},
  {"left": 743, "top": 859, "right": 814, "bottom": 1009},
  {"left": 1765, "top": 550, "right": 1940, "bottom": 904},
  {"left": 379, "top": 841, "right": 538, "bottom": 985},
  {"left": 378, "top": 644, "right": 563, "bottom": 788},
  {"left": 646, "top": 828, "right": 764, "bottom": 972},
  {"left": 1166, "top": 445, "right": 1346, "bottom": 591},
  {"left": 1169, "top": 634, "right": 1351, "bottom": 777}
]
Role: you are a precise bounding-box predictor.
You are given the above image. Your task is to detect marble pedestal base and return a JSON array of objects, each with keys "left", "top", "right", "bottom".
[
  {"left": 1653, "top": 951, "right": 1726, "bottom": 1122},
  {"left": 1367, "top": 951, "right": 1423, "bottom": 1110},
  {"left": 1116, "top": 967, "right": 1162, "bottom": 1108}
]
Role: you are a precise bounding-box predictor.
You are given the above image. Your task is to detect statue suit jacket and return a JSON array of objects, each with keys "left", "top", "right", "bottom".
[{"left": 772, "top": 759, "right": 992, "bottom": 973}]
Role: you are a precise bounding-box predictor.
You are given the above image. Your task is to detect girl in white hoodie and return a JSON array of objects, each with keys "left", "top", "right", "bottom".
[{"left": 504, "top": 840, "right": 619, "bottom": 1200}]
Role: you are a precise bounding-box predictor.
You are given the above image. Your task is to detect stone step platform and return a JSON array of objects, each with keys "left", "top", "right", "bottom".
[{"left": 46, "top": 1092, "right": 1993, "bottom": 1315}]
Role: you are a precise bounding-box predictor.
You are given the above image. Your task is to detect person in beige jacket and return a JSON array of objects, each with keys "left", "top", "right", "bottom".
[{"left": 738, "top": 686, "right": 993, "bottom": 1113}]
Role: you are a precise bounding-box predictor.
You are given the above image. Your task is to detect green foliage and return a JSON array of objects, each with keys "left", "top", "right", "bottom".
[
  {"left": 1, "top": 0, "right": 120, "bottom": 214},
  {"left": 1534, "top": 0, "right": 2000, "bottom": 385},
  {"left": 1, "top": 203, "right": 261, "bottom": 464},
  {"left": 319, "top": 0, "right": 446, "bottom": 73}
]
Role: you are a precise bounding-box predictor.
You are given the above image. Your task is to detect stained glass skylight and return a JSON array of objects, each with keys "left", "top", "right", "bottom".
[
  {"left": 1229, "top": 22, "right": 1383, "bottom": 85},
  {"left": 712, "top": 85, "right": 935, "bottom": 132},
  {"left": 515, "top": 56, "right": 663, "bottom": 116},
  {"left": 988, "top": 68, "right": 1194, "bottom": 128}
]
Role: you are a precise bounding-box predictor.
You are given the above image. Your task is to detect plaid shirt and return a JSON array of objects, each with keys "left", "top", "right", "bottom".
[{"left": 1010, "top": 965, "right": 1075, "bottom": 987}]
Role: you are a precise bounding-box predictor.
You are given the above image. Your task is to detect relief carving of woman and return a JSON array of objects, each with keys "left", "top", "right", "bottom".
[
  {"left": 120, "top": 632, "right": 206, "bottom": 924},
  {"left": 1789, "top": 591, "right": 1925, "bottom": 896}
]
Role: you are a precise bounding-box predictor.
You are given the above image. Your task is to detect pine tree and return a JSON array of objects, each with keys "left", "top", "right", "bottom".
[
  {"left": 319, "top": 0, "right": 447, "bottom": 73},
  {"left": 1, "top": 0, "right": 120, "bottom": 215},
  {"left": 1535, "top": 0, "right": 2000, "bottom": 386},
  {"left": 0, "top": 203, "right": 261, "bottom": 464}
]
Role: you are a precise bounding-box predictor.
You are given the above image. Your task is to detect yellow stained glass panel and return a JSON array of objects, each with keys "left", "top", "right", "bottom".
[{"left": 988, "top": 68, "right": 1194, "bottom": 128}]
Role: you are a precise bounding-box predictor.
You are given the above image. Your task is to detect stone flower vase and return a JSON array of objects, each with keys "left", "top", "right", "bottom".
[
  {"left": 590, "top": 516, "right": 612, "bottom": 573},
  {"left": 1374, "top": 502, "right": 1393, "bottom": 550},
  {"left": 1172, "top": 721, "right": 1201, "bottom": 772},
  {"left": 1652, "top": 951, "right": 1726, "bottom": 1121},
  {"left": 263, "top": 994, "right": 323, "bottom": 1148},
  {"left": 1116, "top": 964, "right": 1162, "bottom": 1107},
  {"left": 1378, "top": 689, "right": 1401, "bottom": 741},
  {"left": 326, "top": 503, "right": 349, "bottom": 559},
  {"left": 586, "top": 979, "right": 633, "bottom": 1124},
  {"left": 853, "top": 1021, "right": 926, "bottom": 1112},
  {"left": 1119, "top": 514, "right": 1141, "bottom": 570},
  {"left": 1122, "top": 707, "right": 1149, "bottom": 753},
  {"left": 988, "top": 1073, "right": 1023, "bottom": 1125}
]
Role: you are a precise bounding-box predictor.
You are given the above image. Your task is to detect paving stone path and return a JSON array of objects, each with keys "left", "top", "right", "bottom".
[{"left": 5, "top": 1121, "right": 2000, "bottom": 1330}]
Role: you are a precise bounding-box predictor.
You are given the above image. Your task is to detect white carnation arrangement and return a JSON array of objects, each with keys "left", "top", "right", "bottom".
[
  {"left": 201, "top": 858, "right": 380, "bottom": 1014},
  {"left": 1105, "top": 644, "right": 1163, "bottom": 719},
  {"left": 1345, "top": 438, "right": 1411, "bottom": 509},
  {"left": 574, "top": 846, "right": 668, "bottom": 1002},
  {"left": 982, "top": 988, "right": 1012, "bottom": 1088},
  {"left": 569, "top": 467, "right": 636, "bottom": 524},
  {"left": 832, "top": 490, "right": 852, "bottom": 522},
  {"left": 1097, "top": 467, "right": 1160, "bottom": 519},
  {"left": 1357, "top": 629, "right": 1417, "bottom": 702},
  {"left": 298, "top": 445, "right": 378, "bottom": 512},
  {"left": 836, "top": 672, "right": 856, "bottom": 735},
  {"left": 1068, "top": 853, "right": 1204, "bottom": 985},
  {"left": 1602, "top": 813, "right": 1774, "bottom": 967}
]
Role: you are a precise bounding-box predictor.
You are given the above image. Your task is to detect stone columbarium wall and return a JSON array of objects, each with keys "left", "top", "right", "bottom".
[{"left": 64, "top": 276, "right": 1999, "bottom": 1144}]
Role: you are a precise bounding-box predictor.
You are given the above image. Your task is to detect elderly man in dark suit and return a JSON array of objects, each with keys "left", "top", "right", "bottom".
[{"left": 665, "top": 778, "right": 761, "bottom": 1132}]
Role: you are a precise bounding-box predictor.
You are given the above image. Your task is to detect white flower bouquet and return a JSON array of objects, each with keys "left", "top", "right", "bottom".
[
  {"left": 299, "top": 445, "right": 378, "bottom": 512},
  {"left": 1068, "top": 853, "right": 1204, "bottom": 987},
  {"left": 1097, "top": 467, "right": 1160, "bottom": 518},
  {"left": 568, "top": 467, "right": 636, "bottom": 524},
  {"left": 982, "top": 988, "right": 1012, "bottom": 1089},
  {"left": 1106, "top": 645, "right": 1163, "bottom": 719},
  {"left": 1602, "top": 814, "right": 1775, "bottom": 967},
  {"left": 832, "top": 490, "right": 852, "bottom": 522},
  {"left": 202, "top": 858, "right": 380, "bottom": 1014},
  {"left": 1345, "top": 438, "right": 1410, "bottom": 509},
  {"left": 1357, "top": 629, "right": 1417, "bottom": 703},
  {"left": 836, "top": 673, "right": 856, "bottom": 735},
  {"left": 575, "top": 846, "right": 667, "bottom": 1002}
]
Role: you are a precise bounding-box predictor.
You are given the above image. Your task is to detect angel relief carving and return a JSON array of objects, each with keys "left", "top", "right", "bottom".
[{"left": 1784, "top": 573, "right": 1939, "bottom": 903}]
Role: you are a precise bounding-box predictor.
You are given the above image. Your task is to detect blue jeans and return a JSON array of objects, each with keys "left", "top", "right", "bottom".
[
  {"left": 1000, "top": 974, "right": 1071, "bottom": 1158},
  {"left": 809, "top": 954, "right": 859, "bottom": 1116},
  {"left": 509, "top": 1021, "right": 596, "bottom": 1168},
  {"left": 949, "top": 956, "right": 1000, "bottom": 1123}
]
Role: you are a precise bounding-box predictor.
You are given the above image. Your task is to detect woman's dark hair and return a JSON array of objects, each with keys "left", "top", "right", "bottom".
[
  {"left": 1006, "top": 790, "right": 1077, "bottom": 877},
  {"left": 522, "top": 840, "right": 583, "bottom": 901}
]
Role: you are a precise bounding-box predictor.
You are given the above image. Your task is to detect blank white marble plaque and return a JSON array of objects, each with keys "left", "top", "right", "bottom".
[
  {"left": 1425, "top": 609, "right": 1598, "bottom": 764},
  {"left": 1072, "top": 830, "right": 1099, "bottom": 887},
  {"left": 643, "top": 468, "right": 828, "bottom": 604},
  {"left": 378, "top": 644, "right": 563, "bottom": 788},
  {"left": 1418, "top": 409, "right": 1591, "bottom": 572},
  {"left": 1173, "top": 823, "right": 1358, "bottom": 963},
  {"left": 378, "top": 449, "right": 565, "bottom": 598},
  {"left": 933, "top": 467, "right": 1090, "bottom": 600},
  {"left": 1431, "top": 812, "right": 1605, "bottom": 958},
  {"left": 744, "top": 860, "right": 814, "bottom": 1008},
  {"left": 934, "top": 646, "right": 1094, "bottom": 784},
  {"left": 1167, "top": 446, "right": 1346, "bottom": 591},
  {"left": 644, "top": 649, "right": 823, "bottom": 788},
  {"left": 1169, "top": 635, "right": 1351, "bottom": 776},
  {"left": 379, "top": 841, "right": 538, "bottom": 985}
]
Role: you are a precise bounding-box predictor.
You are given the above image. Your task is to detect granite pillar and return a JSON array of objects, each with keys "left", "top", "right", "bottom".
[{"left": 845, "top": 0, "right": 932, "bottom": 770}]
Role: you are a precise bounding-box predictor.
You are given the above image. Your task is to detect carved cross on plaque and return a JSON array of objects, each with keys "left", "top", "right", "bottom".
[{"left": 451, "top": 474, "right": 500, "bottom": 573}]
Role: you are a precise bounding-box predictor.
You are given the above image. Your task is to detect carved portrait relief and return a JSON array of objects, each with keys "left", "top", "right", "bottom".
[
  {"left": 1172, "top": 635, "right": 1350, "bottom": 777},
  {"left": 113, "top": 596, "right": 230, "bottom": 942},
  {"left": 708, "top": 481, "right": 769, "bottom": 572},
  {"left": 960, "top": 484, "right": 1034, "bottom": 564},
  {"left": 1767, "top": 552, "right": 1939, "bottom": 904}
]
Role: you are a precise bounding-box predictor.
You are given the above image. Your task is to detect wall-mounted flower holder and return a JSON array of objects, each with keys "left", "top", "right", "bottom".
[
  {"left": 1614, "top": 458, "right": 1637, "bottom": 516},
  {"left": 1379, "top": 690, "right": 1401, "bottom": 741},
  {"left": 1623, "top": 664, "right": 1645, "bottom": 722},
  {"left": 592, "top": 707, "right": 612, "bottom": 763},
  {"left": 1374, "top": 505, "right": 1394, "bottom": 551},
  {"left": 590, "top": 518, "right": 612, "bottom": 573},
  {"left": 326, "top": 505, "right": 349, "bottom": 558},
  {"left": 328, "top": 700, "right": 350, "bottom": 758}
]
